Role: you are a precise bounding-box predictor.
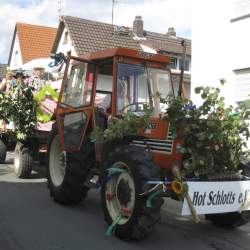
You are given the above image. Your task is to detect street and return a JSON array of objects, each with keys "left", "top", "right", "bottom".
[{"left": 0, "top": 153, "right": 250, "bottom": 250}]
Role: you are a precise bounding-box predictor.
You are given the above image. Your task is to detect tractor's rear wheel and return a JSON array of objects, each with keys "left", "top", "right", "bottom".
[
  {"left": 14, "top": 142, "right": 32, "bottom": 178},
  {"left": 0, "top": 139, "right": 7, "bottom": 164},
  {"left": 101, "top": 145, "right": 163, "bottom": 240},
  {"left": 47, "top": 129, "right": 91, "bottom": 205}
]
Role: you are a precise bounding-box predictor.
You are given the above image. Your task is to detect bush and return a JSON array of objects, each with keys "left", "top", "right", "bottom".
[
  {"left": 0, "top": 84, "right": 37, "bottom": 140},
  {"left": 163, "top": 87, "right": 250, "bottom": 178}
]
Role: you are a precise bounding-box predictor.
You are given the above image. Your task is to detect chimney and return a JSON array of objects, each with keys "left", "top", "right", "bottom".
[
  {"left": 133, "top": 15, "right": 144, "bottom": 37},
  {"left": 167, "top": 27, "right": 176, "bottom": 37}
]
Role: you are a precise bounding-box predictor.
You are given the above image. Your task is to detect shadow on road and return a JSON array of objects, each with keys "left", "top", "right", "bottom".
[
  {"left": 0, "top": 178, "right": 249, "bottom": 250},
  {"left": 0, "top": 167, "right": 12, "bottom": 176},
  {"left": 0, "top": 153, "right": 249, "bottom": 250},
  {"left": 30, "top": 164, "right": 47, "bottom": 179}
]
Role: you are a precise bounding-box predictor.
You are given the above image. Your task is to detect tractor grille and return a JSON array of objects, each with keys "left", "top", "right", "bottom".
[{"left": 131, "top": 130, "right": 174, "bottom": 153}]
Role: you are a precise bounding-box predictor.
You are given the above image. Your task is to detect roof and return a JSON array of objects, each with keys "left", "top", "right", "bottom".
[
  {"left": 141, "top": 31, "right": 191, "bottom": 56},
  {"left": 0, "top": 64, "right": 7, "bottom": 80},
  {"left": 52, "top": 16, "right": 141, "bottom": 56},
  {"left": 52, "top": 16, "right": 191, "bottom": 56},
  {"left": 9, "top": 23, "right": 57, "bottom": 65},
  {"left": 78, "top": 47, "right": 171, "bottom": 64}
]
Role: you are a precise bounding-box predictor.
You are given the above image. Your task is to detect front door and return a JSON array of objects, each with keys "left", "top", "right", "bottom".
[{"left": 56, "top": 58, "right": 95, "bottom": 151}]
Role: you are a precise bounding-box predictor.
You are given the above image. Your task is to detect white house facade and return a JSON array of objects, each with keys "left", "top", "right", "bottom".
[
  {"left": 231, "top": 0, "right": 250, "bottom": 103},
  {"left": 8, "top": 22, "right": 57, "bottom": 71},
  {"left": 192, "top": 0, "right": 250, "bottom": 106},
  {"left": 9, "top": 33, "right": 23, "bottom": 69},
  {"left": 55, "top": 26, "right": 77, "bottom": 56}
]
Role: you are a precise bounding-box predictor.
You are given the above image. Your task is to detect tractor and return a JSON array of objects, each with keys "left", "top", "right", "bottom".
[{"left": 47, "top": 47, "right": 250, "bottom": 240}]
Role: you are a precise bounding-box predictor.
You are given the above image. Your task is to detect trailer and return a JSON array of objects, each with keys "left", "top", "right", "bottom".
[{"left": 0, "top": 96, "right": 56, "bottom": 178}]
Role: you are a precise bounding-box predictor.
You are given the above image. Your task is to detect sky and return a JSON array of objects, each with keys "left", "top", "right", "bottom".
[{"left": 0, "top": 0, "right": 191, "bottom": 63}]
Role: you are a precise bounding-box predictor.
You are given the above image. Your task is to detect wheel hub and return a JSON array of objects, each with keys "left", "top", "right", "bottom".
[
  {"left": 116, "top": 179, "right": 131, "bottom": 206},
  {"left": 105, "top": 162, "right": 136, "bottom": 225}
]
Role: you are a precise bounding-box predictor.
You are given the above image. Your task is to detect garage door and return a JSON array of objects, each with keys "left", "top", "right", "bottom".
[{"left": 235, "top": 68, "right": 250, "bottom": 102}]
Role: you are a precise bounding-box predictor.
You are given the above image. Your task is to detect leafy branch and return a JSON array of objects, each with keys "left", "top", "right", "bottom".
[
  {"left": 0, "top": 84, "right": 37, "bottom": 140},
  {"left": 163, "top": 86, "right": 250, "bottom": 178},
  {"left": 90, "top": 107, "right": 152, "bottom": 143},
  {"left": 0, "top": 84, "right": 58, "bottom": 140}
]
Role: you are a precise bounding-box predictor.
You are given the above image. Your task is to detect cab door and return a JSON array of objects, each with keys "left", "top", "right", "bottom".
[{"left": 56, "top": 58, "right": 95, "bottom": 151}]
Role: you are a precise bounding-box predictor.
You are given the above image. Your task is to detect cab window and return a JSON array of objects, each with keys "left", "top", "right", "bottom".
[{"left": 61, "top": 61, "right": 94, "bottom": 108}]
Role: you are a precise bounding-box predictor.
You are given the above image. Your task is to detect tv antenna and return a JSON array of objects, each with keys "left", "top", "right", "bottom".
[
  {"left": 58, "top": 0, "right": 62, "bottom": 18},
  {"left": 112, "top": 0, "right": 125, "bottom": 25},
  {"left": 112, "top": 0, "right": 116, "bottom": 25}
]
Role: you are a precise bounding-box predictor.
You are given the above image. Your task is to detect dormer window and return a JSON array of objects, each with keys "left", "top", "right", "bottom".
[
  {"left": 63, "top": 31, "right": 69, "bottom": 44},
  {"left": 170, "top": 57, "right": 177, "bottom": 69}
]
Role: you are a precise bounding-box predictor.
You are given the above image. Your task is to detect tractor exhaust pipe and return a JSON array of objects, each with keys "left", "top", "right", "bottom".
[{"left": 177, "top": 40, "right": 187, "bottom": 97}]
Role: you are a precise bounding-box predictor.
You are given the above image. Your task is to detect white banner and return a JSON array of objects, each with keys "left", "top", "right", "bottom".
[{"left": 182, "top": 181, "right": 250, "bottom": 215}]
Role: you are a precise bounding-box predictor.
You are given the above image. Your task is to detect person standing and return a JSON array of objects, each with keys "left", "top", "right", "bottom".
[
  {"left": 29, "top": 66, "right": 47, "bottom": 91},
  {"left": 0, "top": 71, "right": 15, "bottom": 93}
]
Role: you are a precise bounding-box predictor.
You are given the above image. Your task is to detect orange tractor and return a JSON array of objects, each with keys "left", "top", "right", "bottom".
[{"left": 47, "top": 47, "right": 250, "bottom": 240}]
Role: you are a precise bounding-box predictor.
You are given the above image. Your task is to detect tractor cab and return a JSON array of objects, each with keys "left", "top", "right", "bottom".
[{"left": 56, "top": 48, "right": 178, "bottom": 168}]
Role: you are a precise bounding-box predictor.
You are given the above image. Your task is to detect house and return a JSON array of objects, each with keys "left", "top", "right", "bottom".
[
  {"left": 192, "top": 0, "right": 250, "bottom": 106},
  {"left": 8, "top": 23, "right": 57, "bottom": 70},
  {"left": 51, "top": 15, "right": 191, "bottom": 96},
  {"left": 0, "top": 64, "right": 7, "bottom": 81},
  {"left": 231, "top": 0, "right": 250, "bottom": 104}
]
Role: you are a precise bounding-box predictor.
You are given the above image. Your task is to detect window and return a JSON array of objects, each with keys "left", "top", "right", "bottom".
[
  {"left": 14, "top": 51, "right": 18, "bottom": 67},
  {"left": 170, "top": 57, "right": 178, "bottom": 69},
  {"left": 179, "top": 59, "right": 190, "bottom": 71},
  {"left": 63, "top": 111, "right": 87, "bottom": 148},
  {"left": 235, "top": 68, "right": 250, "bottom": 102},
  {"left": 63, "top": 31, "right": 69, "bottom": 44},
  {"left": 61, "top": 61, "right": 94, "bottom": 108},
  {"left": 116, "top": 63, "right": 173, "bottom": 114}
]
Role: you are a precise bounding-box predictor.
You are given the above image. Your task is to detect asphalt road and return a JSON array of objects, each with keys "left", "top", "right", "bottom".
[{"left": 0, "top": 153, "right": 250, "bottom": 250}]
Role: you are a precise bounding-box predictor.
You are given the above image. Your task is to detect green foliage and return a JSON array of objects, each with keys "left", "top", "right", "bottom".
[
  {"left": 90, "top": 107, "right": 152, "bottom": 143},
  {"left": 34, "top": 85, "right": 58, "bottom": 102},
  {"left": 0, "top": 84, "right": 58, "bottom": 139},
  {"left": 0, "top": 84, "right": 38, "bottom": 140},
  {"left": 34, "top": 85, "right": 58, "bottom": 123},
  {"left": 36, "top": 107, "right": 53, "bottom": 123},
  {"left": 163, "top": 86, "right": 250, "bottom": 178}
]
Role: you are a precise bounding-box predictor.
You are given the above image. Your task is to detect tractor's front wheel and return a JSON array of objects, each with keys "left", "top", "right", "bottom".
[
  {"left": 101, "top": 145, "right": 163, "bottom": 240},
  {"left": 47, "top": 129, "right": 90, "bottom": 205}
]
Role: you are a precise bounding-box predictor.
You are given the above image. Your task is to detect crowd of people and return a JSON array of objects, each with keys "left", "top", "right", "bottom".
[{"left": 0, "top": 66, "right": 53, "bottom": 93}]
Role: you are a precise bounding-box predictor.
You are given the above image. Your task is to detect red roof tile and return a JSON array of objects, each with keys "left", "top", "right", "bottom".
[{"left": 16, "top": 23, "right": 57, "bottom": 64}]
